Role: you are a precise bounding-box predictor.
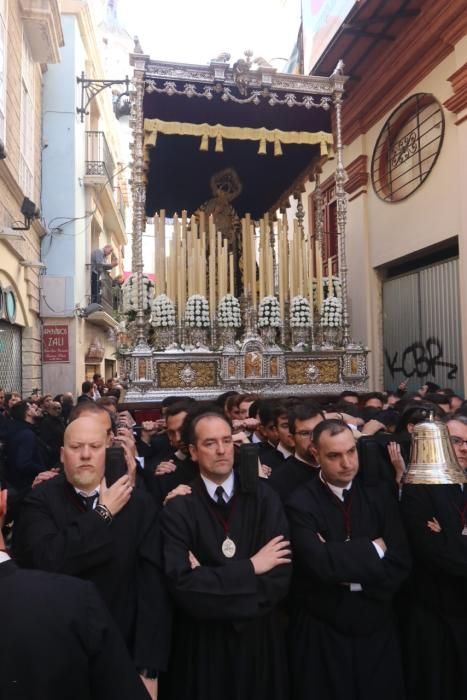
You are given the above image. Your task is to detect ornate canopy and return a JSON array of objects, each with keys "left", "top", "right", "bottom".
[{"left": 141, "top": 55, "right": 344, "bottom": 219}]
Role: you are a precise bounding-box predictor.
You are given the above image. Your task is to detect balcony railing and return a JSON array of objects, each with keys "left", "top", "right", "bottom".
[
  {"left": 91, "top": 270, "right": 114, "bottom": 315},
  {"left": 85, "top": 130, "right": 115, "bottom": 181}
]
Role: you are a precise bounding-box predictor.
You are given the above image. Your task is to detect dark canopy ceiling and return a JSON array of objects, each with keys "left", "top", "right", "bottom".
[{"left": 143, "top": 81, "right": 332, "bottom": 219}]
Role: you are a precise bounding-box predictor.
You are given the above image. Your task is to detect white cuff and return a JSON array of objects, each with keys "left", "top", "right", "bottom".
[{"left": 372, "top": 541, "right": 385, "bottom": 559}]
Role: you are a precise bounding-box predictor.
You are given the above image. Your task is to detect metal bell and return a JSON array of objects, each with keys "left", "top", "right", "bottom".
[{"left": 404, "top": 412, "right": 467, "bottom": 485}]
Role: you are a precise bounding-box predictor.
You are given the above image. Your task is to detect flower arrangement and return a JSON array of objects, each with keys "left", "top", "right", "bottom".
[
  {"left": 185, "top": 295, "right": 210, "bottom": 328},
  {"left": 320, "top": 296, "right": 342, "bottom": 327},
  {"left": 151, "top": 294, "right": 176, "bottom": 327},
  {"left": 290, "top": 295, "right": 312, "bottom": 328},
  {"left": 217, "top": 294, "right": 242, "bottom": 328},
  {"left": 121, "top": 274, "right": 154, "bottom": 314},
  {"left": 258, "top": 296, "right": 281, "bottom": 328}
]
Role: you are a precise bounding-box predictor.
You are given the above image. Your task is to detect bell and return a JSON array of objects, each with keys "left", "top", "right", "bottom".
[{"left": 404, "top": 412, "right": 467, "bottom": 485}]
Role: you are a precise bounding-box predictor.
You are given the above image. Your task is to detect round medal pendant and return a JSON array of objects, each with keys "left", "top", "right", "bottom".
[{"left": 222, "top": 537, "right": 236, "bottom": 558}]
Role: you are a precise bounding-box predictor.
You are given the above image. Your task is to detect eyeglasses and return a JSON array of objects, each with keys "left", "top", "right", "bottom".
[
  {"left": 450, "top": 436, "right": 467, "bottom": 448},
  {"left": 294, "top": 430, "right": 314, "bottom": 439}
]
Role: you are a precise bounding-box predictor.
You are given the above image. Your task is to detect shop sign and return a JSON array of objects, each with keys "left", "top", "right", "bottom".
[{"left": 43, "top": 324, "right": 69, "bottom": 362}]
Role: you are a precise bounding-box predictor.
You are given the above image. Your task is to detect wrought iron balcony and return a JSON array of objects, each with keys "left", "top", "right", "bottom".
[
  {"left": 91, "top": 270, "right": 114, "bottom": 315},
  {"left": 85, "top": 130, "right": 115, "bottom": 182}
]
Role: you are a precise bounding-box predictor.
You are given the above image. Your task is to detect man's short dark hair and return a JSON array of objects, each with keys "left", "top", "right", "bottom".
[
  {"left": 396, "top": 401, "right": 445, "bottom": 432},
  {"left": 444, "top": 413, "right": 467, "bottom": 427},
  {"left": 161, "top": 395, "right": 193, "bottom": 409},
  {"left": 186, "top": 411, "right": 232, "bottom": 446},
  {"left": 97, "top": 396, "right": 118, "bottom": 409},
  {"left": 215, "top": 391, "right": 239, "bottom": 408},
  {"left": 69, "top": 401, "right": 112, "bottom": 426},
  {"left": 424, "top": 393, "right": 450, "bottom": 408},
  {"left": 364, "top": 392, "right": 385, "bottom": 404},
  {"left": 82, "top": 381, "right": 92, "bottom": 394},
  {"left": 339, "top": 391, "right": 359, "bottom": 401},
  {"left": 288, "top": 401, "right": 323, "bottom": 434},
  {"left": 312, "top": 419, "right": 353, "bottom": 446},
  {"left": 165, "top": 400, "right": 196, "bottom": 421},
  {"left": 425, "top": 381, "right": 440, "bottom": 393},
  {"left": 10, "top": 400, "right": 29, "bottom": 423}
]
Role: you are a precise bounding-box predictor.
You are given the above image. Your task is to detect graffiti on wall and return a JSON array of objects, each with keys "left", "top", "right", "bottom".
[{"left": 384, "top": 337, "right": 458, "bottom": 380}]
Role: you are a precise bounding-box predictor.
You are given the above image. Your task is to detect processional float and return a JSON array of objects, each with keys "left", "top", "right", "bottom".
[{"left": 119, "top": 44, "right": 369, "bottom": 401}]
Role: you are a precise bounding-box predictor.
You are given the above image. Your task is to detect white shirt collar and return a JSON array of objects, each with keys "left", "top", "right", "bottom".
[
  {"left": 0, "top": 551, "right": 11, "bottom": 564},
  {"left": 174, "top": 449, "right": 187, "bottom": 461},
  {"left": 319, "top": 470, "right": 352, "bottom": 501},
  {"left": 74, "top": 486, "right": 100, "bottom": 498},
  {"left": 251, "top": 433, "right": 262, "bottom": 444},
  {"left": 277, "top": 443, "right": 293, "bottom": 459},
  {"left": 201, "top": 471, "right": 235, "bottom": 503}
]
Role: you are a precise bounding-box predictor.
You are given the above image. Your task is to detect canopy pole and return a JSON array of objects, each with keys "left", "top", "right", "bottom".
[
  {"left": 331, "top": 61, "right": 350, "bottom": 347},
  {"left": 130, "top": 46, "right": 149, "bottom": 347}
]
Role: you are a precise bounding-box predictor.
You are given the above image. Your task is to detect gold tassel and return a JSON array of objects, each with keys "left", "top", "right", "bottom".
[
  {"left": 258, "top": 138, "right": 267, "bottom": 155},
  {"left": 274, "top": 137, "right": 283, "bottom": 157},
  {"left": 200, "top": 133, "right": 209, "bottom": 151},
  {"left": 215, "top": 133, "right": 223, "bottom": 152}
]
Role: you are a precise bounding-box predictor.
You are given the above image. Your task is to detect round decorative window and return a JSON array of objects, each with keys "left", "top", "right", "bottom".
[{"left": 371, "top": 93, "right": 444, "bottom": 203}]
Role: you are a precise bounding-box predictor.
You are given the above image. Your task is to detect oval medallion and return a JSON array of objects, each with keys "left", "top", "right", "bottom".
[{"left": 221, "top": 537, "right": 236, "bottom": 558}]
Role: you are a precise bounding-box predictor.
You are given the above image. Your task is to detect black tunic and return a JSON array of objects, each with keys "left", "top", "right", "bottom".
[
  {"left": 13, "top": 474, "right": 171, "bottom": 672},
  {"left": 0, "top": 560, "right": 149, "bottom": 700},
  {"left": 269, "top": 454, "right": 319, "bottom": 502},
  {"left": 400, "top": 484, "right": 467, "bottom": 700},
  {"left": 286, "top": 475, "right": 411, "bottom": 700},
  {"left": 159, "top": 475, "right": 291, "bottom": 700},
  {"left": 257, "top": 441, "right": 285, "bottom": 471}
]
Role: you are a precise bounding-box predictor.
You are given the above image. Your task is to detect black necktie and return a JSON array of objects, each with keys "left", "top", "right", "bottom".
[
  {"left": 215, "top": 486, "right": 226, "bottom": 505},
  {"left": 81, "top": 494, "right": 97, "bottom": 511},
  {"left": 342, "top": 489, "right": 351, "bottom": 504}
]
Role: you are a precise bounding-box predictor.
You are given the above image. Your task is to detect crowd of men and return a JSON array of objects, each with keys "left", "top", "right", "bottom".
[{"left": 0, "top": 377, "right": 466, "bottom": 699}]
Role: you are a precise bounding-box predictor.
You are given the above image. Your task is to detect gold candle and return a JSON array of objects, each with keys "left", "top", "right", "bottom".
[
  {"left": 217, "top": 231, "right": 223, "bottom": 299},
  {"left": 160, "top": 209, "right": 166, "bottom": 295},
  {"left": 241, "top": 218, "right": 248, "bottom": 296},
  {"left": 209, "top": 216, "right": 216, "bottom": 317},
  {"left": 247, "top": 215, "right": 256, "bottom": 306},
  {"left": 316, "top": 239, "right": 323, "bottom": 309},
  {"left": 229, "top": 252, "right": 234, "bottom": 296}
]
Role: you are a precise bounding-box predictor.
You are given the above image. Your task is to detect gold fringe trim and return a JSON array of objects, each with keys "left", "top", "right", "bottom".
[{"left": 144, "top": 118, "right": 333, "bottom": 159}]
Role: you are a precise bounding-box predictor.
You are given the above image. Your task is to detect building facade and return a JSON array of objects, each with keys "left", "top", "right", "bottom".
[
  {"left": 302, "top": 0, "right": 467, "bottom": 393},
  {"left": 40, "top": 0, "right": 128, "bottom": 398},
  {"left": 0, "top": 0, "right": 63, "bottom": 396}
]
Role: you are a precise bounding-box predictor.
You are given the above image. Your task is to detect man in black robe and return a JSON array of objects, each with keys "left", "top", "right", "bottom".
[
  {"left": 287, "top": 419, "right": 410, "bottom": 700},
  {"left": 13, "top": 415, "right": 170, "bottom": 698},
  {"left": 400, "top": 415, "right": 467, "bottom": 700},
  {"left": 269, "top": 401, "right": 324, "bottom": 502},
  {"left": 159, "top": 412, "right": 291, "bottom": 700},
  {"left": 0, "top": 489, "right": 149, "bottom": 700}
]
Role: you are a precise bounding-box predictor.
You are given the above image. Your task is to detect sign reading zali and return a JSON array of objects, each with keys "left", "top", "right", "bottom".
[{"left": 43, "top": 324, "right": 69, "bottom": 363}]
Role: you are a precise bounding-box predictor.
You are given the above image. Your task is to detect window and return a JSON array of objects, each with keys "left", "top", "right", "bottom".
[
  {"left": 371, "top": 93, "right": 445, "bottom": 202},
  {"left": 20, "top": 32, "right": 35, "bottom": 198},
  {"left": 0, "top": 0, "right": 6, "bottom": 141}
]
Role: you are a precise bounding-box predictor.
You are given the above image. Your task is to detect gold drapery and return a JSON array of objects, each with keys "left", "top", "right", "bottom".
[{"left": 144, "top": 118, "right": 333, "bottom": 158}]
